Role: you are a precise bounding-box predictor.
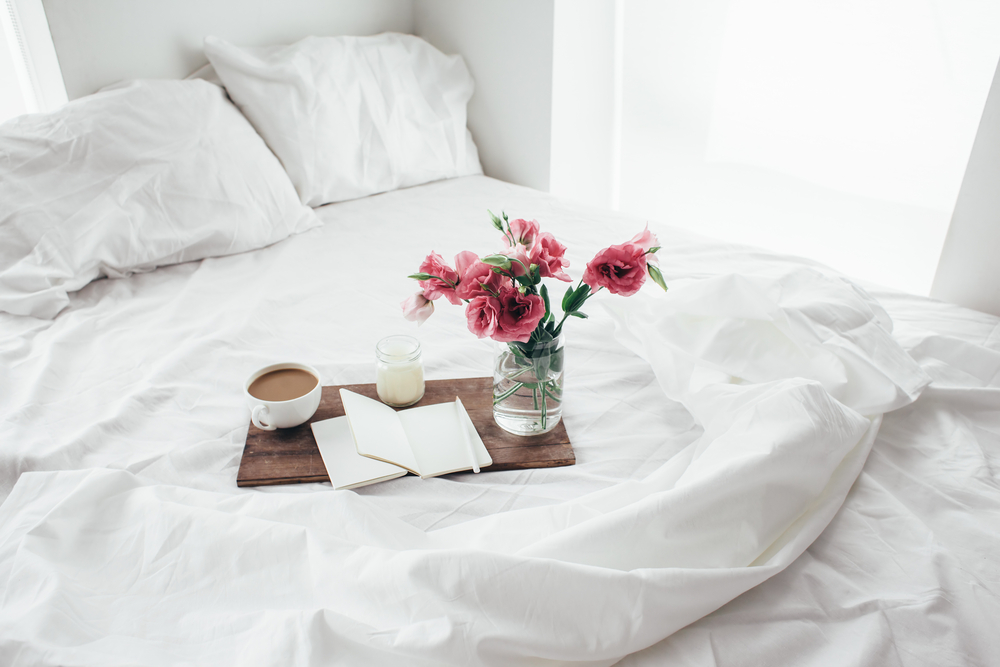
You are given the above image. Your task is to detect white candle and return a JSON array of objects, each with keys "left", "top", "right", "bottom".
[{"left": 375, "top": 336, "right": 425, "bottom": 407}]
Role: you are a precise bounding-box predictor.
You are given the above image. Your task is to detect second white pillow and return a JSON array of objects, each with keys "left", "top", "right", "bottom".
[{"left": 205, "top": 33, "right": 483, "bottom": 207}]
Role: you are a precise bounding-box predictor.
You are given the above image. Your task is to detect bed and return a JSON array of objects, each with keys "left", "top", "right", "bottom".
[{"left": 2, "top": 16, "right": 1000, "bottom": 667}]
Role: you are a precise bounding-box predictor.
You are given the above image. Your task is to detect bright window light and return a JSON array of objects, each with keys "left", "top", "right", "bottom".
[
  {"left": 618, "top": 0, "right": 1000, "bottom": 295},
  {"left": 1, "top": 0, "right": 38, "bottom": 123}
]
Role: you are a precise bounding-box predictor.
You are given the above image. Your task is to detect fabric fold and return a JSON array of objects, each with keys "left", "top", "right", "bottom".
[{"left": 0, "top": 263, "right": 928, "bottom": 666}]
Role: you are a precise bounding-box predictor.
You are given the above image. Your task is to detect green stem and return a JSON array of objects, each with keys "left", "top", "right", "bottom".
[
  {"left": 507, "top": 257, "right": 531, "bottom": 281},
  {"left": 425, "top": 273, "right": 457, "bottom": 289},
  {"left": 493, "top": 381, "right": 523, "bottom": 405},
  {"left": 553, "top": 312, "right": 571, "bottom": 335},
  {"left": 538, "top": 377, "right": 548, "bottom": 429},
  {"left": 507, "top": 365, "right": 534, "bottom": 380}
]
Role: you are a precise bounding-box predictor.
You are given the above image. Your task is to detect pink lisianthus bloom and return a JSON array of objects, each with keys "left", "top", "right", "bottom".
[
  {"left": 455, "top": 259, "right": 505, "bottom": 300},
  {"left": 529, "top": 232, "right": 571, "bottom": 282},
  {"left": 493, "top": 286, "right": 546, "bottom": 343},
  {"left": 401, "top": 291, "right": 434, "bottom": 325},
  {"left": 465, "top": 293, "right": 503, "bottom": 339},
  {"left": 503, "top": 243, "right": 533, "bottom": 277},
  {"left": 417, "top": 252, "right": 461, "bottom": 305},
  {"left": 582, "top": 243, "right": 647, "bottom": 296},
  {"left": 453, "top": 250, "right": 479, "bottom": 278},
  {"left": 506, "top": 218, "right": 540, "bottom": 247},
  {"left": 629, "top": 223, "right": 661, "bottom": 265}
]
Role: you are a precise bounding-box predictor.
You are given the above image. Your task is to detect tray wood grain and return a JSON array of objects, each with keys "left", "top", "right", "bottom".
[{"left": 237, "top": 377, "right": 574, "bottom": 487}]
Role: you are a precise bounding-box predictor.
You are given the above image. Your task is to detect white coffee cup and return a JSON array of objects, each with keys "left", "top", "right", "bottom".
[{"left": 244, "top": 362, "right": 322, "bottom": 431}]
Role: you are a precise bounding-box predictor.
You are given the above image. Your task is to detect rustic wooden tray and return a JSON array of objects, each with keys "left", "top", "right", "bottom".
[{"left": 236, "top": 377, "right": 575, "bottom": 487}]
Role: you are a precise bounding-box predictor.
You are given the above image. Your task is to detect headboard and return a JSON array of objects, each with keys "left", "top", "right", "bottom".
[
  {"left": 41, "top": 0, "right": 413, "bottom": 100},
  {"left": 29, "top": 0, "right": 559, "bottom": 193}
]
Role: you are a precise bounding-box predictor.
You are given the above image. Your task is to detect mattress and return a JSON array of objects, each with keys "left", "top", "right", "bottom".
[{"left": 0, "top": 175, "right": 997, "bottom": 665}]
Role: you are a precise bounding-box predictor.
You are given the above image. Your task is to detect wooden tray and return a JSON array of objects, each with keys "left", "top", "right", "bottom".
[{"left": 236, "top": 377, "right": 575, "bottom": 487}]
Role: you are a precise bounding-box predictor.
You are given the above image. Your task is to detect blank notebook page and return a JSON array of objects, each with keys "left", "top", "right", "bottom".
[
  {"left": 311, "top": 416, "right": 407, "bottom": 490},
  {"left": 340, "top": 389, "right": 418, "bottom": 473},
  {"left": 396, "top": 402, "right": 491, "bottom": 478}
]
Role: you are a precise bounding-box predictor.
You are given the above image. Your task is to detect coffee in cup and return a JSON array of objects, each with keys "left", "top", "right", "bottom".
[{"left": 244, "top": 362, "right": 322, "bottom": 430}]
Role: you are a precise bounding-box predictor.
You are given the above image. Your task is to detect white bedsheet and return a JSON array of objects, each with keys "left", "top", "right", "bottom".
[{"left": 0, "top": 176, "right": 998, "bottom": 666}]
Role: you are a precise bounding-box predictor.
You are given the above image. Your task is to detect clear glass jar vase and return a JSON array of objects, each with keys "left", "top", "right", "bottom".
[{"left": 492, "top": 333, "right": 564, "bottom": 435}]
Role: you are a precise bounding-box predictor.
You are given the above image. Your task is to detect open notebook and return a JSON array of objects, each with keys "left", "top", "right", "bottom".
[
  {"left": 311, "top": 390, "right": 492, "bottom": 489},
  {"left": 310, "top": 417, "right": 407, "bottom": 490}
]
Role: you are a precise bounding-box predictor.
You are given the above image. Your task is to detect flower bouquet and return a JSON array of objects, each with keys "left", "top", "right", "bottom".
[{"left": 402, "top": 211, "right": 666, "bottom": 435}]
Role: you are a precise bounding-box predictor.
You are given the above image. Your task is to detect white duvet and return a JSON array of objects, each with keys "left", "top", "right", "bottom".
[{"left": 0, "top": 177, "right": 998, "bottom": 666}]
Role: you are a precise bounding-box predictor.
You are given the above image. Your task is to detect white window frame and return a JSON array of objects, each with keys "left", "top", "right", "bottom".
[{"left": 2, "top": 0, "right": 66, "bottom": 114}]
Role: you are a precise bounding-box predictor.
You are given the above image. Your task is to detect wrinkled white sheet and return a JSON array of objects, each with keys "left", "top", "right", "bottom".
[{"left": 1, "top": 177, "right": 998, "bottom": 666}]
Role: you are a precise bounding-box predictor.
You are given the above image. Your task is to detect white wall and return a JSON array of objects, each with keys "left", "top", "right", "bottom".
[
  {"left": 931, "top": 56, "right": 1000, "bottom": 316},
  {"left": 549, "top": 0, "right": 618, "bottom": 209},
  {"left": 18, "top": 0, "right": 597, "bottom": 200},
  {"left": 415, "top": 0, "right": 555, "bottom": 192},
  {"left": 43, "top": 0, "right": 413, "bottom": 99},
  {"left": 29, "top": 0, "right": 561, "bottom": 193}
]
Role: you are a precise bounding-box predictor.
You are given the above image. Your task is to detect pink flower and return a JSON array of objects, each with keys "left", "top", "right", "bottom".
[
  {"left": 503, "top": 243, "right": 532, "bottom": 277},
  {"left": 494, "top": 286, "right": 546, "bottom": 343},
  {"left": 417, "top": 252, "right": 461, "bottom": 305},
  {"left": 529, "top": 232, "right": 571, "bottom": 282},
  {"left": 629, "top": 224, "right": 660, "bottom": 265},
  {"left": 401, "top": 292, "right": 434, "bottom": 325},
  {"left": 629, "top": 224, "right": 659, "bottom": 252},
  {"left": 453, "top": 251, "right": 479, "bottom": 277},
  {"left": 455, "top": 259, "right": 505, "bottom": 300},
  {"left": 506, "top": 218, "right": 540, "bottom": 247},
  {"left": 582, "top": 243, "right": 647, "bottom": 296},
  {"left": 465, "top": 294, "right": 502, "bottom": 339}
]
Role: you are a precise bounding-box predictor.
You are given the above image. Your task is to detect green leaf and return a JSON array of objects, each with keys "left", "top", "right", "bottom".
[
  {"left": 515, "top": 274, "right": 534, "bottom": 288},
  {"left": 561, "top": 285, "right": 575, "bottom": 311},
  {"left": 540, "top": 283, "right": 551, "bottom": 321},
  {"left": 481, "top": 254, "right": 511, "bottom": 268},
  {"left": 569, "top": 311, "right": 589, "bottom": 319},
  {"left": 566, "top": 284, "right": 591, "bottom": 312},
  {"left": 648, "top": 264, "right": 668, "bottom": 291},
  {"left": 647, "top": 246, "right": 661, "bottom": 254},
  {"left": 533, "top": 356, "right": 552, "bottom": 385},
  {"left": 508, "top": 341, "right": 529, "bottom": 357},
  {"left": 549, "top": 347, "right": 565, "bottom": 374},
  {"left": 408, "top": 273, "right": 433, "bottom": 281}
]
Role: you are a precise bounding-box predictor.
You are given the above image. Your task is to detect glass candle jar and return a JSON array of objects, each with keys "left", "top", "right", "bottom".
[{"left": 375, "top": 335, "right": 425, "bottom": 407}]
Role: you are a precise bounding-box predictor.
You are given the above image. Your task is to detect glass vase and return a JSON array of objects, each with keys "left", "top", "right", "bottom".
[{"left": 492, "top": 333, "right": 564, "bottom": 436}]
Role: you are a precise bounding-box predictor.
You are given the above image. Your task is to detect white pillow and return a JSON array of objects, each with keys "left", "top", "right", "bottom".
[
  {"left": 204, "top": 33, "right": 483, "bottom": 207},
  {"left": 0, "top": 79, "right": 320, "bottom": 319}
]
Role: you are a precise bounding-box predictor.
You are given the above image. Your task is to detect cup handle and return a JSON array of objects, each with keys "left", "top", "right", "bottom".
[{"left": 251, "top": 405, "right": 276, "bottom": 431}]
